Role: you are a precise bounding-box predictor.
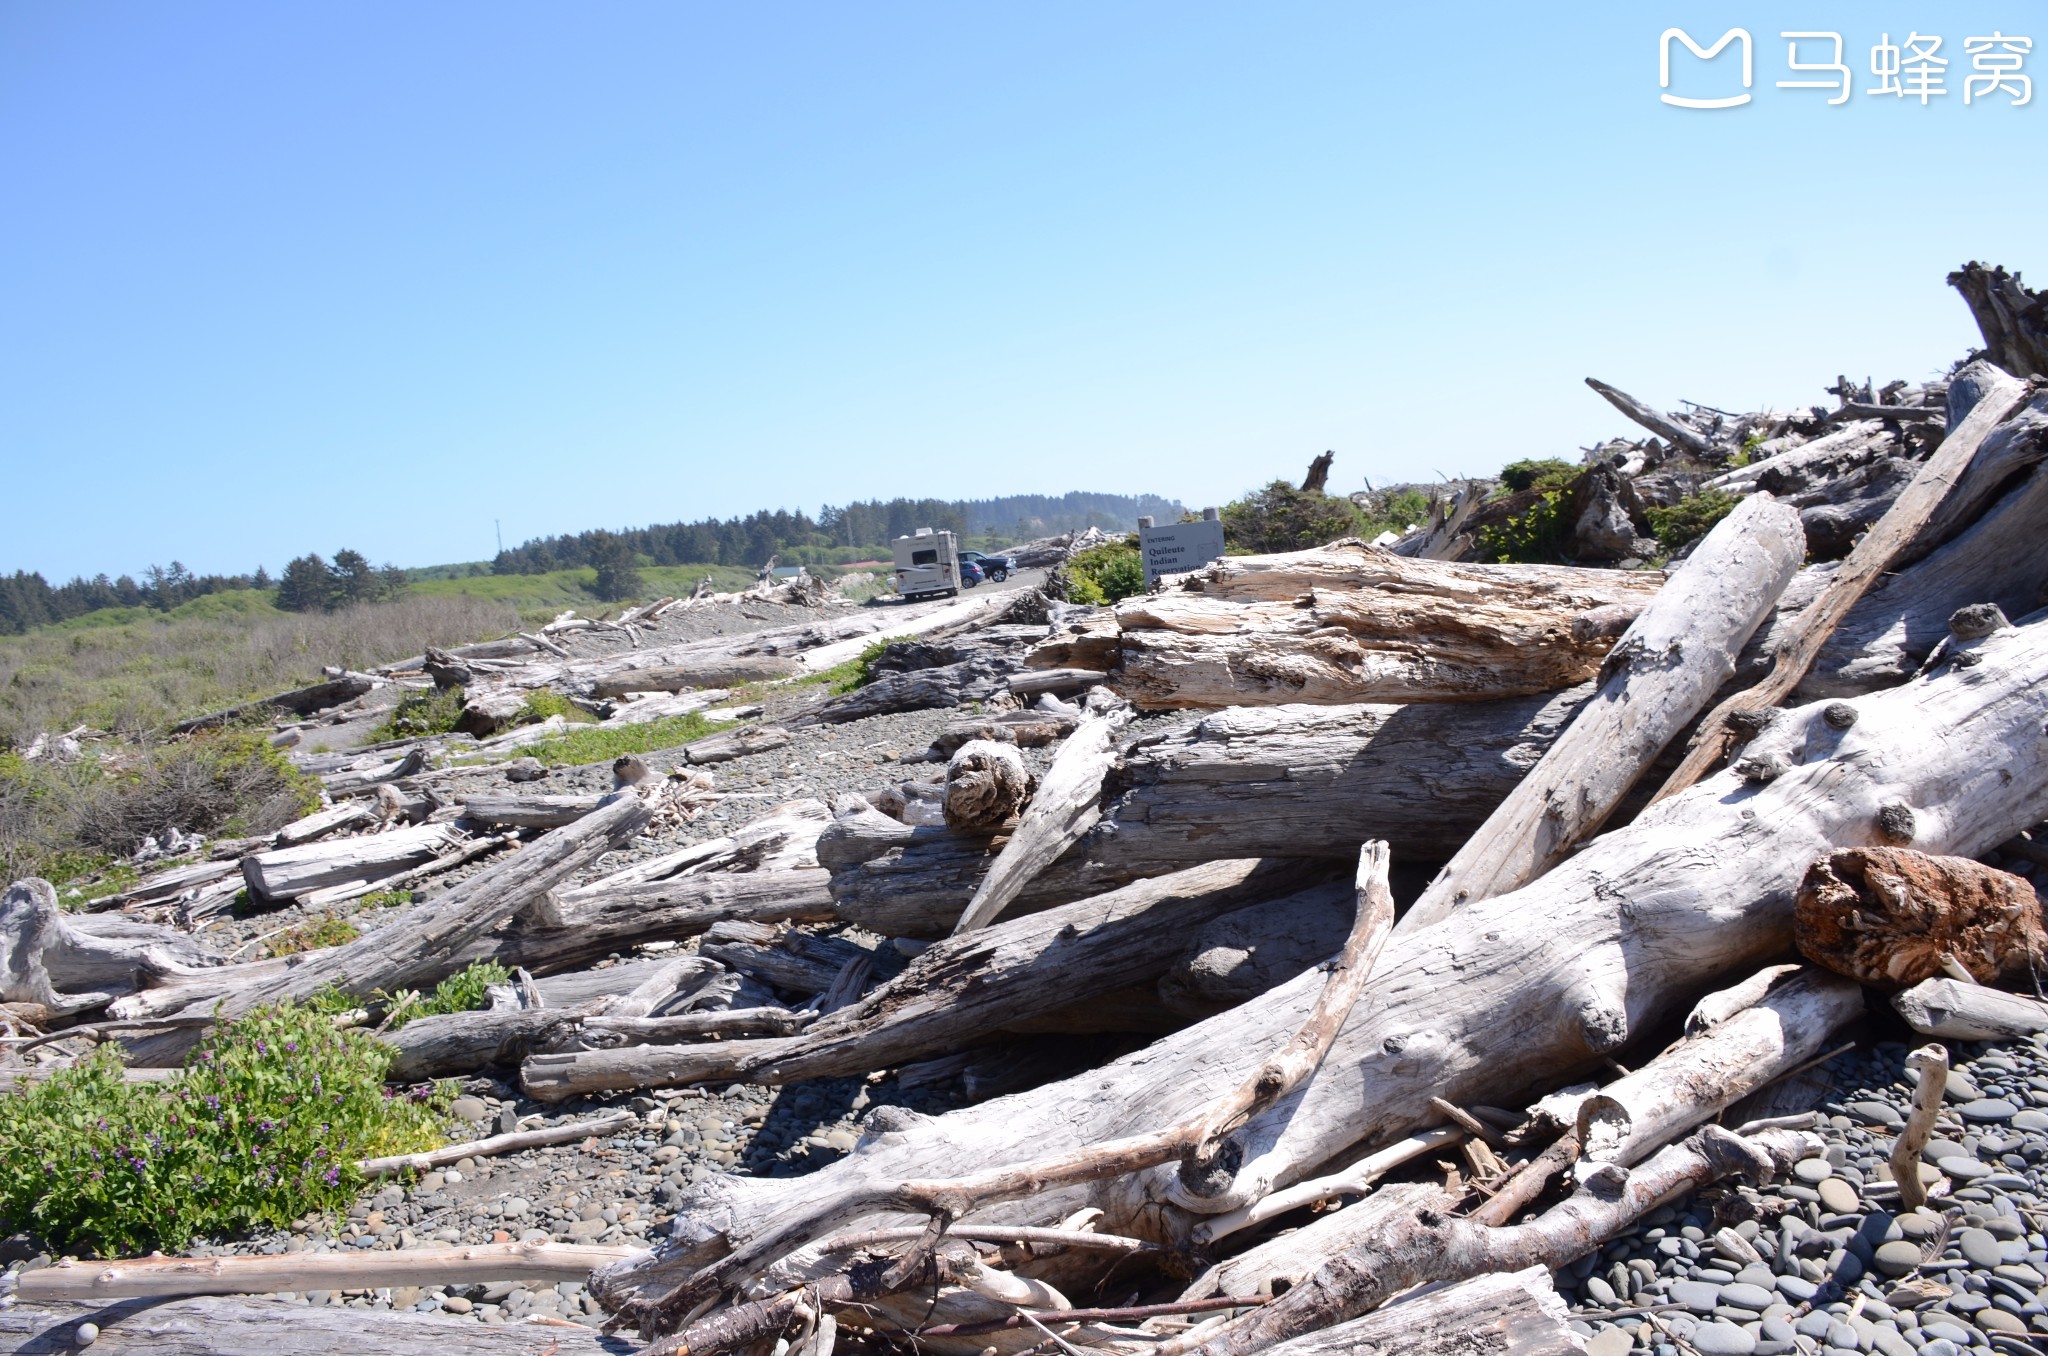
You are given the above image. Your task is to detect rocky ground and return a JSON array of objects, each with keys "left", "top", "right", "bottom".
[{"left": 1560, "top": 1036, "right": 2048, "bottom": 1355}]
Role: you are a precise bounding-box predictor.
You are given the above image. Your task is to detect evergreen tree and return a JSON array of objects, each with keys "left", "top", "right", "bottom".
[
  {"left": 588, "top": 531, "right": 644, "bottom": 601},
  {"left": 275, "top": 554, "right": 333, "bottom": 612}
]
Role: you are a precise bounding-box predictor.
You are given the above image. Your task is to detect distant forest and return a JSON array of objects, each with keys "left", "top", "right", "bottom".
[
  {"left": 487, "top": 491, "right": 1185, "bottom": 575},
  {"left": 0, "top": 490, "right": 1183, "bottom": 633}
]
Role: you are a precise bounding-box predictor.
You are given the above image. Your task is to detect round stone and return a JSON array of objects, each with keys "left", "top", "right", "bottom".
[
  {"left": 1958, "top": 1098, "right": 2019, "bottom": 1123},
  {"left": 1719, "top": 1283, "right": 1775, "bottom": 1312},
  {"left": 1873, "top": 1240, "right": 1924, "bottom": 1276},
  {"left": 1938, "top": 1156, "right": 1992, "bottom": 1180},
  {"left": 1688, "top": 1321, "right": 1757, "bottom": 1355},
  {"left": 1958, "top": 1226, "right": 2004, "bottom": 1269},
  {"left": 1672, "top": 1280, "right": 1724, "bottom": 1313},
  {"left": 1817, "top": 1177, "right": 1860, "bottom": 1214},
  {"left": 74, "top": 1324, "right": 98, "bottom": 1347},
  {"left": 440, "top": 1296, "right": 472, "bottom": 1314},
  {"left": 1793, "top": 1159, "right": 1835, "bottom": 1185},
  {"left": 1585, "top": 1330, "right": 1634, "bottom": 1356}
]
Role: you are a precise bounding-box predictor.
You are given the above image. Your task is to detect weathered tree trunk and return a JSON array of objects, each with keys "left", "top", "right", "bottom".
[
  {"left": 1893, "top": 977, "right": 2048, "bottom": 1040},
  {"left": 1650, "top": 370, "right": 2034, "bottom": 803},
  {"left": 0, "top": 881, "right": 210, "bottom": 1016},
  {"left": 458, "top": 793, "right": 606, "bottom": 830},
  {"left": 798, "top": 660, "right": 1021, "bottom": 725},
  {"left": 0, "top": 1297, "right": 619, "bottom": 1355},
  {"left": 1256, "top": 1267, "right": 1583, "bottom": 1356},
  {"left": 1107, "top": 545, "right": 1664, "bottom": 710},
  {"left": 955, "top": 714, "right": 1122, "bottom": 933},
  {"left": 1795, "top": 846, "right": 2047, "bottom": 988},
  {"left": 1950, "top": 261, "right": 2048, "bottom": 379},
  {"left": 172, "top": 671, "right": 376, "bottom": 733},
  {"left": 593, "top": 616, "right": 2048, "bottom": 1314},
  {"left": 682, "top": 725, "right": 793, "bottom": 765},
  {"left": 520, "top": 860, "right": 1331, "bottom": 1101},
  {"left": 594, "top": 658, "right": 796, "bottom": 695},
  {"left": 1585, "top": 377, "right": 1713, "bottom": 456},
  {"left": 239, "top": 824, "right": 457, "bottom": 902},
  {"left": 943, "top": 740, "right": 1029, "bottom": 834},
  {"left": 1402, "top": 494, "right": 1805, "bottom": 930}
]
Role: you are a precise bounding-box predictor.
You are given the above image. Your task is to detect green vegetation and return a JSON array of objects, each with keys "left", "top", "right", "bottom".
[
  {"left": 0, "top": 592, "right": 519, "bottom": 743},
  {"left": 2, "top": 728, "right": 320, "bottom": 882},
  {"left": 0, "top": 1003, "right": 446, "bottom": 1255},
  {"left": 274, "top": 550, "right": 407, "bottom": 613},
  {"left": 1731, "top": 432, "right": 1765, "bottom": 469},
  {"left": 1494, "top": 458, "right": 1580, "bottom": 495},
  {"left": 519, "top": 689, "right": 595, "bottom": 725},
  {"left": 356, "top": 888, "right": 412, "bottom": 911},
  {"left": 1048, "top": 536, "right": 1147, "bottom": 604},
  {"left": 381, "top": 960, "right": 513, "bottom": 1031},
  {"left": 371, "top": 685, "right": 467, "bottom": 743},
  {"left": 1221, "top": 484, "right": 1369, "bottom": 555},
  {"left": 1647, "top": 489, "right": 1741, "bottom": 554},
  {"left": 522, "top": 711, "right": 721, "bottom": 767},
  {"left": 265, "top": 916, "right": 362, "bottom": 957},
  {"left": 1476, "top": 489, "right": 1574, "bottom": 564}
]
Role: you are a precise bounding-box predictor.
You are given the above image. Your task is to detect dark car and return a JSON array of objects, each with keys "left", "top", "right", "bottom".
[
  {"left": 958, "top": 558, "right": 987, "bottom": 588},
  {"left": 959, "top": 550, "right": 1013, "bottom": 583}
]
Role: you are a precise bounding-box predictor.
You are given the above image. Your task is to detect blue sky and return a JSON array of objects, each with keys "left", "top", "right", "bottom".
[{"left": 2, "top": 3, "right": 2041, "bottom": 579}]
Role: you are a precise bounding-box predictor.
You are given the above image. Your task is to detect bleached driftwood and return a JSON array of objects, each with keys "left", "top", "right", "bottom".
[
  {"left": 942, "top": 740, "right": 1030, "bottom": 834},
  {"left": 357, "top": 1109, "right": 638, "bottom": 1177},
  {"left": 0, "top": 881, "right": 211, "bottom": 1016},
  {"left": 1893, "top": 976, "right": 2048, "bottom": 1039},
  {"left": 519, "top": 859, "right": 1331, "bottom": 1101},
  {"left": 593, "top": 615, "right": 2048, "bottom": 1317},
  {"left": 1403, "top": 493, "right": 1804, "bottom": 930},
  {"left": 239, "top": 823, "right": 457, "bottom": 903},
  {"left": 1585, "top": 376, "right": 1713, "bottom": 456},
  {"left": 1106, "top": 545, "right": 1664, "bottom": 710},
  {"left": 594, "top": 659, "right": 796, "bottom": 694},
  {"left": 1254, "top": 1266, "right": 1582, "bottom": 1356},
  {"left": 458, "top": 792, "right": 606, "bottom": 830},
  {"left": 954, "top": 713, "right": 1122, "bottom": 933}
]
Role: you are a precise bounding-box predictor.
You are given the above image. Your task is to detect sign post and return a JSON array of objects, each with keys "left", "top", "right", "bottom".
[{"left": 1138, "top": 511, "right": 1227, "bottom": 588}]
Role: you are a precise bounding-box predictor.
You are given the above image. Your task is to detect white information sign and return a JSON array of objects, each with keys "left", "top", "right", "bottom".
[{"left": 1139, "top": 519, "right": 1227, "bottom": 587}]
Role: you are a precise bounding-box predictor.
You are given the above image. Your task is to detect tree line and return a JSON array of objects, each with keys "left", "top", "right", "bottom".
[
  {"left": 489, "top": 491, "right": 1186, "bottom": 576},
  {"left": 0, "top": 550, "right": 405, "bottom": 635}
]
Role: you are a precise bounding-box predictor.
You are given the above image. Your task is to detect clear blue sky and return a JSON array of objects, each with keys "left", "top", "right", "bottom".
[{"left": 2, "top": 2, "right": 2041, "bottom": 580}]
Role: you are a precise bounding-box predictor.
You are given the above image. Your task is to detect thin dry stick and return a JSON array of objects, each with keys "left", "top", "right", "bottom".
[
  {"left": 895, "top": 841, "right": 1397, "bottom": 1220},
  {"left": 357, "top": 1109, "right": 637, "bottom": 1177},
  {"left": 1650, "top": 376, "right": 2033, "bottom": 804},
  {"left": 814, "top": 1225, "right": 1166, "bottom": 1258},
  {"left": 1892, "top": 1043, "right": 1950, "bottom": 1213},
  {"left": 914, "top": 1296, "right": 1270, "bottom": 1337}
]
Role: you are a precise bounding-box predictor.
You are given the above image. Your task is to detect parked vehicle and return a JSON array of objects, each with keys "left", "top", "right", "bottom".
[
  {"left": 892, "top": 529, "right": 963, "bottom": 599},
  {"left": 959, "top": 549, "right": 1014, "bottom": 583},
  {"left": 958, "top": 558, "right": 987, "bottom": 588}
]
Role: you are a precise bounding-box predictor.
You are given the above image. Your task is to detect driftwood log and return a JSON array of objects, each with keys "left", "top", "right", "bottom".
[
  {"left": 1104, "top": 545, "right": 1664, "bottom": 710},
  {"left": 239, "top": 823, "right": 457, "bottom": 903},
  {"left": 593, "top": 616, "right": 2048, "bottom": 1318},
  {"left": 593, "top": 657, "right": 798, "bottom": 695},
  {"left": 458, "top": 793, "right": 606, "bottom": 830},
  {"left": 943, "top": 740, "right": 1030, "bottom": 834},
  {"left": 0, "top": 1296, "right": 619, "bottom": 1355},
  {"left": 1893, "top": 977, "right": 2048, "bottom": 1040},
  {"left": 1254, "top": 1266, "right": 1583, "bottom": 1356},
  {"left": 520, "top": 859, "right": 1332, "bottom": 1101},
  {"left": 954, "top": 713, "right": 1123, "bottom": 933},
  {"left": 1951, "top": 261, "right": 2048, "bottom": 379},
  {"left": 1403, "top": 492, "right": 1804, "bottom": 930},
  {"left": 1794, "top": 846, "right": 2047, "bottom": 988}
]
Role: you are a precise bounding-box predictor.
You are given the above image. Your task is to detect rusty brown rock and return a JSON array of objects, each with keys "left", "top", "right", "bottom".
[{"left": 1794, "top": 846, "right": 2046, "bottom": 989}]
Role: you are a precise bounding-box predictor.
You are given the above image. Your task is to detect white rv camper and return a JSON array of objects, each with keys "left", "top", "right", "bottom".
[{"left": 892, "top": 528, "right": 962, "bottom": 599}]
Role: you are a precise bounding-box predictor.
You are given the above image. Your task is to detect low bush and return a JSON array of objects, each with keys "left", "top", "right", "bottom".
[
  {"left": 372, "top": 685, "right": 466, "bottom": 742},
  {"left": 381, "top": 960, "right": 512, "bottom": 1031},
  {"left": 1475, "top": 489, "right": 1573, "bottom": 564},
  {"left": 0, "top": 1003, "right": 446, "bottom": 1255},
  {"left": 518, "top": 689, "right": 594, "bottom": 725},
  {"left": 1048, "top": 538, "right": 1147, "bottom": 604},
  {"left": 265, "top": 915, "right": 361, "bottom": 957},
  {"left": 1220, "top": 483, "right": 1368, "bottom": 555},
  {"left": 1495, "top": 458, "right": 1580, "bottom": 495},
  {"left": 521, "top": 711, "right": 721, "bottom": 767},
  {"left": 1647, "top": 489, "right": 1740, "bottom": 554}
]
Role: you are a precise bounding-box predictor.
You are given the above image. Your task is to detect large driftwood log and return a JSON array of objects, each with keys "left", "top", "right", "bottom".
[
  {"left": 1893, "top": 977, "right": 2048, "bottom": 1039},
  {"left": 798, "top": 659, "right": 1021, "bottom": 725},
  {"left": 0, "top": 881, "right": 210, "bottom": 1015},
  {"left": 1951, "top": 261, "right": 2048, "bottom": 379},
  {"left": 15, "top": 1240, "right": 636, "bottom": 1302},
  {"left": 1651, "top": 368, "right": 2033, "bottom": 802},
  {"left": 172, "top": 671, "right": 376, "bottom": 733},
  {"left": 1256, "top": 1267, "right": 1583, "bottom": 1356},
  {"left": 113, "top": 793, "right": 654, "bottom": 1038},
  {"left": 1403, "top": 493, "right": 1804, "bottom": 930},
  {"left": 562, "top": 798, "right": 828, "bottom": 897},
  {"left": 942, "top": 740, "right": 1030, "bottom": 833},
  {"left": 1802, "top": 391, "right": 2048, "bottom": 697},
  {"left": 0, "top": 1296, "right": 618, "bottom": 1355},
  {"left": 1795, "top": 846, "right": 2047, "bottom": 988},
  {"left": 458, "top": 793, "right": 606, "bottom": 830},
  {"left": 519, "top": 859, "right": 1332, "bottom": 1101},
  {"left": 1585, "top": 377, "right": 1713, "bottom": 456},
  {"left": 1108, "top": 545, "right": 1664, "bottom": 710},
  {"left": 593, "top": 616, "right": 2048, "bottom": 1315},
  {"left": 594, "top": 658, "right": 798, "bottom": 695},
  {"left": 239, "top": 823, "right": 456, "bottom": 902},
  {"left": 682, "top": 725, "right": 793, "bottom": 765},
  {"left": 954, "top": 713, "right": 1122, "bottom": 933}
]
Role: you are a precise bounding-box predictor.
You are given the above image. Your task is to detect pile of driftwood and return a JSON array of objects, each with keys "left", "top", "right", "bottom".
[{"left": 7, "top": 263, "right": 2048, "bottom": 1356}]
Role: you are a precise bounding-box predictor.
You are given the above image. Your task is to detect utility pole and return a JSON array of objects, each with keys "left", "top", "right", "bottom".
[{"left": 495, "top": 519, "right": 503, "bottom": 555}]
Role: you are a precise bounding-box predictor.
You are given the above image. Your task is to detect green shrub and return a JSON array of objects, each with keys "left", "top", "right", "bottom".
[
  {"left": 1647, "top": 489, "right": 1740, "bottom": 554},
  {"left": 1049, "top": 539, "right": 1147, "bottom": 604},
  {"left": 265, "top": 916, "right": 361, "bottom": 957},
  {"left": 372, "top": 686, "right": 466, "bottom": 742},
  {"left": 518, "top": 689, "right": 594, "bottom": 725},
  {"left": 1476, "top": 490, "right": 1574, "bottom": 564},
  {"left": 1220, "top": 484, "right": 1368, "bottom": 555},
  {"left": 381, "top": 960, "right": 512, "bottom": 1031},
  {"left": 1495, "top": 458, "right": 1580, "bottom": 495},
  {"left": 0, "top": 1003, "right": 445, "bottom": 1255},
  {"left": 522, "top": 711, "right": 720, "bottom": 767},
  {"left": 356, "top": 888, "right": 412, "bottom": 911}
]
